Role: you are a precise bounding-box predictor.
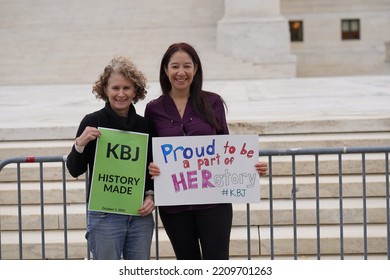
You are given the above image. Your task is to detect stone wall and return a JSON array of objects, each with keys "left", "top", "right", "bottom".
[
  {"left": 0, "top": 0, "right": 224, "bottom": 85},
  {"left": 281, "top": 0, "right": 390, "bottom": 76}
]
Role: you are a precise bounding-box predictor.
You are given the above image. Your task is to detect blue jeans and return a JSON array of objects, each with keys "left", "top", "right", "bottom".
[{"left": 86, "top": 211, "right": 154, "bottom": 260}]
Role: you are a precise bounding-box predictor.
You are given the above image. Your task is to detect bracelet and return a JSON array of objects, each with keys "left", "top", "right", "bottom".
[{"left": 145, "top": 190, "right": 154, "bottom": 196}]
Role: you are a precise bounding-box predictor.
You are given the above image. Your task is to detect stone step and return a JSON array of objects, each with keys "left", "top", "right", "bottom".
[
  {"left": 0, "top": 180, "right": 86, "bottom": 205},
  {"left": 260, "top": 174, "right": 389, "bottom": 199},
  {"left": 120, "top": 222, "right": 390, "bottom": 259},
  {"left": 233, "top": 198, "right": 389, "bottom": 225},
  {"left": 0, "top": 229, "right": 88, "bottom": 259},
  {"left": 0, "top": 197, "right": 387, "bottom": 231},
  {"left": 1, "top": 131, "right": 389, "bottom": 159},
  {"left": 259, "top": 132, "right": 390, "bottom": 149},
  {"left": 228, "top": 117, "right": 390, "bottom": 135},
  {"left": 0, "top": 162, "right": 78, "bottom": 182},
  {"left": 0, "top": 226, "right": 170, "bottom": 259},
  {"left": 259, "top": 153, "right": 387, "bottom": 176},
  {"left": 0, "top": 174, "right": 387, "bottom": 205},
  {"left": 258, "top": 223, "right": 389, "bottom": 257},
  {"left": 0, "top": 140, "right": 74, "bottom": 159},
  {"left": 2, "top": 118, "right": 389, "bottom": 141},
  {"left": 0, "top": 153, "right": 386, "bottom": 183},
  {"left": 0, "top": 203, "right": 87, "bottom": 231},
  {"left": 1, "top": 223, "right": 387, "bottom": 259}
]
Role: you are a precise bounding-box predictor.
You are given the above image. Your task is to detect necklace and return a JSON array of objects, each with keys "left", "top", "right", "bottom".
[
  {"left": 170, "top": 91, "right": 189, "bottom": 118},
  {"left": 175, "top": 101, "right": 187, "bottom": 117}
]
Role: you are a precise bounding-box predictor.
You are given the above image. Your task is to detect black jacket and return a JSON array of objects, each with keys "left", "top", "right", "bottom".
[{"left": 66, "top": 102, "right": 154, "bottom": 201}]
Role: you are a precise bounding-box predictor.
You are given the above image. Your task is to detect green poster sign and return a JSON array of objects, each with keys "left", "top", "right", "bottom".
[{"left": 88, "top": 127, "right": 148, "bottom": 215}]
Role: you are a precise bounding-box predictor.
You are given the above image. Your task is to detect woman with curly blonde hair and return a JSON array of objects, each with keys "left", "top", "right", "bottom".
[{"left": 67, "top": 56, "right": 155, "bottom": 260}]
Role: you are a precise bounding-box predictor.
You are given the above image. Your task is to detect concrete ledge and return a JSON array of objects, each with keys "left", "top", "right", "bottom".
[
  {"left": 2, "top": 132, "right": 390, "bottom": 158},
  {"left": 1, "top": 197, "right": 387, "bottom": 230},
  {"left": 1, "top": 76, "right": 390, "bottom": 140}
]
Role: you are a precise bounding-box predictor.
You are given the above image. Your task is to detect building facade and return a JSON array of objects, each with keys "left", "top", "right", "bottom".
[
  {"left": 0, "top": 0, "right": 389, "bottom": 85},
  {"left": 281, "top": 0, "right": 390, "bottom": 76}
]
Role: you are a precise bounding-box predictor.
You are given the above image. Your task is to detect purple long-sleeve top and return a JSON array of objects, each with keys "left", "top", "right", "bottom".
[{"left": 144, "top": 90, "right": 229, "bottom": 213}]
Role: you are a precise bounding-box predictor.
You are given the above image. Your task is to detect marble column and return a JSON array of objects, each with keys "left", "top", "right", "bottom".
[{"left": 217, "top": 0, "right": 296, "bottom": 68}]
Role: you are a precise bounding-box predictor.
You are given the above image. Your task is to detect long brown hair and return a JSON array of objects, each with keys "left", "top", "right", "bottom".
[{"left": 159, "top": 42, "right": 226, "bottom": 132}]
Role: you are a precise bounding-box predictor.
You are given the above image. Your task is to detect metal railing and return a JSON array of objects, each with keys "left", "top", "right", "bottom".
[
  {"left": 0, "top": 156, "right": 71, "bottom": 260},
  {"left": 260, "top": 146, "right": 390, "bottom": 260},
  {"left": 0, "top": 146, "right": 389, "bottom": 260}
]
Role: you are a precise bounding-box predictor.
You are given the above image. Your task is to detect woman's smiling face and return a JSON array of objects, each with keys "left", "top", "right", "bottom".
[
  {"left": 165, "top": 50, "right": 197, "bottom": 93},
  {"left": 106, "top": 72, "right": 136, "bottom": 117}
]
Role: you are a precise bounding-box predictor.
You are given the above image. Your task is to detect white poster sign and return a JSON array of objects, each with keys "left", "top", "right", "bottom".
[{"left": 152, "top": 134, "right": 260, "bottom": 206}]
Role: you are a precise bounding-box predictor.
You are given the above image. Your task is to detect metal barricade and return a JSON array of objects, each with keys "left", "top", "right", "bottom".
[
  {"left": 0, "top": 156, "right": 89, "bottom": 260},
  {"left": 1, "top": 146, "right": 389, "bottom": 260},
  {"left": 259, "top": 146, "right": 390, "bottom": 260}
]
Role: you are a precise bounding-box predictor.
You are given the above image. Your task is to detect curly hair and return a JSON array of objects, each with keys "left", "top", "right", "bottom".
[{"left": 92, "top": 56, "right": 148, "bottom": 104}]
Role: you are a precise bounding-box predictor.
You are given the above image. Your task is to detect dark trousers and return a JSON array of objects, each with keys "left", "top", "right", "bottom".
[{"left": 159, "top": 203, "right": 233, "bottom": 260}]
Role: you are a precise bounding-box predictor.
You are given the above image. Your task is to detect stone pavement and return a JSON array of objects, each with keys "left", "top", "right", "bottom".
[{"left": 0, "top": 75, "right": 390, "bottom": 141}]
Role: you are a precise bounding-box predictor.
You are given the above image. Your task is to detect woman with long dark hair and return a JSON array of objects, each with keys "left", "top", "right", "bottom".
[{"left": 144, "top": 42, "right": 267, "bottom": 260}]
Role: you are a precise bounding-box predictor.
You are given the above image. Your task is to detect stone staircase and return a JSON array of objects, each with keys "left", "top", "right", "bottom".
[{"left": 1, "top": 117, "right": 389, "bottom": 260}]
